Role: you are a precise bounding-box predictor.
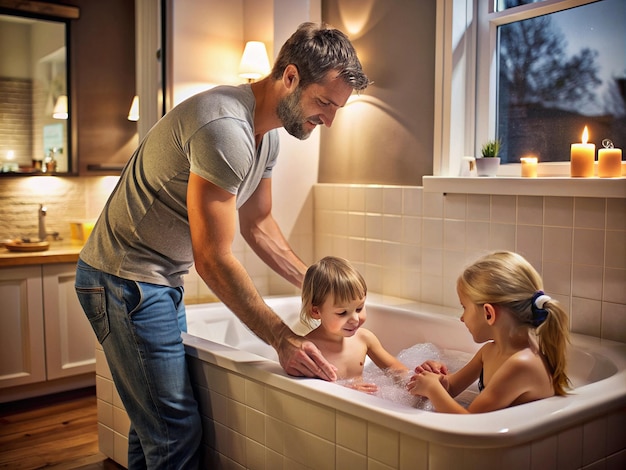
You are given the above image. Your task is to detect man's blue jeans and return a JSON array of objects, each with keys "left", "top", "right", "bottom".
[{"left": 75, "top": 259, "right": 201, "bottom": 469}]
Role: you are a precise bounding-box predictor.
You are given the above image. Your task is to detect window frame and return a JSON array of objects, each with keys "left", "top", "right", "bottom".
[{"left": 434, "top": 0, "right": 605, "bottom": 177}]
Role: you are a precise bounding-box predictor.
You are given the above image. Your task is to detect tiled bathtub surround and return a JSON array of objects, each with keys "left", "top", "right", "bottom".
[{"left": 313, "top": 184, "right": 626, "bottom": 343}]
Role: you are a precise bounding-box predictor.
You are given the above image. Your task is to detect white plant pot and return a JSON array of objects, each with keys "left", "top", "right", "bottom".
[{"left": 475, "top": 157, "right": 500, "bottom": 177}]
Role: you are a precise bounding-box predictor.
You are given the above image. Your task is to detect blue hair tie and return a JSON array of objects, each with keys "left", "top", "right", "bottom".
[{"left": 531, "top": 290, "right": 551, "bottom": 327}]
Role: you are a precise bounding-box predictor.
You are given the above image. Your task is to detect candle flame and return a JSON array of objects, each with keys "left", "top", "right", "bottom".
[{"left": 582, "top": 126, "right": 589, "bottom": 145}]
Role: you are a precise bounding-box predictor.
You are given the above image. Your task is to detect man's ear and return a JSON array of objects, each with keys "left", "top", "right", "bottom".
[
  {"left": 483, "top": 303, "right": 497, "bottom": 325},
  {"left": 282, "top": 64, "right": 300, "bottom": 90}
]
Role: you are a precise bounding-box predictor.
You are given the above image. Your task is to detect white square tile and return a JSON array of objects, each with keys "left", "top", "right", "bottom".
[
  {"left": 544, "top": 197, "right": 574, "bottom": 228},
  {"left": 515, "top": 224, "right": 543, "bottom": 268},
  {"left": 570, "top": 297, "right": 602, "bottom": 337},
  {"left": 443, "top": 193, "right": 467, "bottom": 220},
  {"left": 531, "top": 435, "right": 557, "bottom": 470},
  {"left": 98, "top": 423, "right": 115, "bottom": 460},
  {"left": 302, "top": 401, "right": 335, "bottom": 442},
  {"left": 582, "top": 416, "right": 607, "bottom": 466},
  {"left": 399, "top": 434, "right": 428, "bottom": 470},
  {"left": 574, "top": 197, "right": 606, "bottom": 229},
  {"left": 348, "top": 212, "right": 366, "bottom": 238},
  {"left": 543, "top": 227, "right": 573, "bottom": 263},
  {"left": 542, "top": 261, "right": 572, "bottom": 296},
  {"left": 606, "top": 408, "right": 626, "bottom": 454},
  {"left": 403, "top": 187, "right": 423, "bottom": 216},
  {"left": 572, "top": 263, "right": 603, "bottom": 300},
  {"left": 488, "top": 222, "right": 516, "bottom": 251},
  {"left": 365, "top": 186, "right": 384, "bottom": 213},
  {"left": 348, "top": 185, "right": 366, "bottom": 212},
  {"left": 383, "top": 186, "right": 403, "bottom": 215},
  {"left": 601, "top": 301, "right": 626, "bottom": 342},
  {"left": 490, "top": 195, "right": 516, "bottom": 224},
  {"left": 443, "top": 219, "right": 466, "bottom": 251},
  {"left": 97, "top": 400, "right": 113, "bottom": 428},
  {"left": 422, "top": 218, "right": 444, "bottom": 249},
  {"left": 367, "top": 423, "right": 399, "bottom": 468},
  {"left": 603, "top": 267, "right": 626, "bottom": 304},
  {"left": 366, "top": 213, "right": 383, "bottom": 239},
  {"left": 606, "top": 198, "right": 626, "bottom": 230},
  {"left": 246, "top": 438, "right": 265, "bottom": 470},
  {"left": 573, "top": 228, "right": 605, "bottom": 266},
  {"left": 605, "top": 230, "right": 626, "bottom": 269},
  {"left": 333, "top": 185, "right": 350, "bottom": 211},
  {"left": 347, "top": 237, "right": 366, "bottom": 263},
  {"left": 402, "top": 216, "right": 422, "bottom": 245},
  {"left": 383, "top": 214, "right": 403, "bottom": 243},
  {"left": 336, "top": 412, "right": 367, "bottom": 453},
  {"left": 466, "top": 221, "right": 490, "bottom": 250},
  {"left": 246, "top": 407, "right": 265, "bottom": 445},
  {"left": 423, "top": 191, "right": 444, "bottom": 218},
  {"left": 466, "top": 194, "right": 491, "bottom": 221},
  {"left": 517, "top": 196, "right": 544, "bottom": 226},
  {"left": 337, "top": 446, "right": 367, "bottom": 470},
  {"left": 556, "top": 425, "right": 583, "bottom": 469}
]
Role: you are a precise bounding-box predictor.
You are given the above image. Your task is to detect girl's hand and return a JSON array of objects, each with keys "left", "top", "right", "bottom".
[
  {"left": 406, "top": 370, "right": 447, "bottom": 397},
  {"left": 415, "top": 360, "right": 448, "bottom": 375}
]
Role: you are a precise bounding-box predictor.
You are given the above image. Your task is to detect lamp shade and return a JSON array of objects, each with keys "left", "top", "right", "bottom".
[
  {"left": 128, "top": 95, "right": 139, "bottom": 121},
  {"left": 52, "top": 95, "right": 68, "bottom": 119},
  {"left": 238, "top": 41, "right": 270, "bottom": 81}
]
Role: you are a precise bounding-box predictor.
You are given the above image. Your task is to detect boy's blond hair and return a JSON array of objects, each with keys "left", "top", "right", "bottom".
[{"left": 300, "top": 256, "right": 367, "bottom": 328}]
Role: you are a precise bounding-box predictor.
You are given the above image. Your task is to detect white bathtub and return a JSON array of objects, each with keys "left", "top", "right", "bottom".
[{"left": 182, "top": 295, "right": 626, "bottom": 470}]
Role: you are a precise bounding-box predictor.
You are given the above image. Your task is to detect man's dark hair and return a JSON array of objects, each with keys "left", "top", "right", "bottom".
[{"left": 271, "top": 22, "right": 369, "bottom": 91}]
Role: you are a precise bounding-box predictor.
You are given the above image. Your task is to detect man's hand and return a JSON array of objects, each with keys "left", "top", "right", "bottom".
[{"left": 277, "top": 333, "right": 338, "bottom": 381}]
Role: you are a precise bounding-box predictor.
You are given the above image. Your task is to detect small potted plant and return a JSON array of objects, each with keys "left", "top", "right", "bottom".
[{"left": 475, "top": 139, "right": 501, "bottom": 176}]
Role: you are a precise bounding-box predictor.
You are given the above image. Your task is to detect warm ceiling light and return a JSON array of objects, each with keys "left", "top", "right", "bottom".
[
  {"left": 238, "top": 41, "right": 270, "bottom": 82},
  {"left": 52, "top": 95, "right": 68, "bottom": 119},
  {"left": 128, "top": 95, "right": 139, "bottom": 121}
]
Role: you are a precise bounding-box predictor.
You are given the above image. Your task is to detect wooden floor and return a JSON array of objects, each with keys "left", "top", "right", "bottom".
[{"left": 0, "top": 387, "right": 124, "bottom": 469}]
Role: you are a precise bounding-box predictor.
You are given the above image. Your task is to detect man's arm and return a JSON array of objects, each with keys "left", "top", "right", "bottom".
[
  {"left": 187, "top": 172, "right": 336, "bottom": 380},
  {"left": 238, "top": 177, "right": 307, "bottom": 287}
]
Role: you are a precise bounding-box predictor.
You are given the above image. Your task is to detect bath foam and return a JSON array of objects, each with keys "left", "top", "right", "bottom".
[{"left": 337, "top": 343, "right": 476, "bottom": 410}]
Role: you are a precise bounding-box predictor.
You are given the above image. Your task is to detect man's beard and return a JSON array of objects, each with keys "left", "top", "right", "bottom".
[{"left": 277, "top": 86, "right": 315, "bottom": 140}]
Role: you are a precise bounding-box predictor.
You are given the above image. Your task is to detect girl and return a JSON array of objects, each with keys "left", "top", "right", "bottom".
[
  {"left": 407, "top": 251, "right": 570, "bottom": 413},
  {"left": 301, "top": 256, "right": 408, "bottom": 393}
]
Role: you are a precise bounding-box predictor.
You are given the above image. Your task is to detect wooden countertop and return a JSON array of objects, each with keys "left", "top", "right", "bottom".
[{"left": 0, "top": 242, "right": 82, "bottom": 267}]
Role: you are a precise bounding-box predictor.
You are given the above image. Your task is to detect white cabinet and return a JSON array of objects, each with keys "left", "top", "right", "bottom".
[
  {"left": 0, "top": 263, "right": 96, "bottom": 398},
  {"left": 0, "top": 266, "right": 46, "bottom": 388},
  {"left": 42, "top": 263, "right": 96, "bottom": 379}
]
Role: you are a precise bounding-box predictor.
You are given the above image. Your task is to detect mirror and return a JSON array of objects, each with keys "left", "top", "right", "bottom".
[{"left": 0, "top": 2, "right": 78, "bottom": 175}]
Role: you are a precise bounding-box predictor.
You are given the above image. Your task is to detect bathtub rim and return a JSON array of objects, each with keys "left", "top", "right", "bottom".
[{"left": 182, "top": 296, "right": 626, "bottom": 449}]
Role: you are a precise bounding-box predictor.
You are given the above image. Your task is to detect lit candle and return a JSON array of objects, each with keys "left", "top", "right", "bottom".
[
  {"left": 520, "top": 156, "right": 538, "bottom": 177},
  {"left": 570, "top": 126, "right": 595, "bottom": 177},
  {"left": 598, "top": 139, "right": 622, "bottom": 178}
]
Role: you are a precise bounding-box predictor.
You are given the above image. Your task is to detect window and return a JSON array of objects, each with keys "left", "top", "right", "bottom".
[{"left": 479, "top": 0, "right": 625, "bottom": 166}]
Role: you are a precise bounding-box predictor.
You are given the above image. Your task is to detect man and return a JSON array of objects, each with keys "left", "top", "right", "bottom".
[{"left": 75, "top": 22, "right": 368, "bottom": 469}]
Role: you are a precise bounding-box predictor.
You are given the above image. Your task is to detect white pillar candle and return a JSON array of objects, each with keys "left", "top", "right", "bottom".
[
  {"left": 520, "top": 156, "right": 538, "bottom": 177},
  {"left": 598, "top": 147, "right": 622, "bottom": 177},
  {"left": 570, "top": 126, "right": 595, "bottom": 177}
]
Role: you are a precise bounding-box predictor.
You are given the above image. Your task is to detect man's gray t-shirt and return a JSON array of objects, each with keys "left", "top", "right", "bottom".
[{"left": 80, "top": 84, "right": 279, "bottom": 287}]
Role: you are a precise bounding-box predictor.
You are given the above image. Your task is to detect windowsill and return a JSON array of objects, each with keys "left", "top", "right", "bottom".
[{"left": 423, "top": 176, "right": 626, "bottom": 198}]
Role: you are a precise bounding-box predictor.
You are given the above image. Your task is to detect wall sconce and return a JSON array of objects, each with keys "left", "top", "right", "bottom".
[
  {"left": 128, "top": 95, "right": 139, "bottom": 121},
  {"left": 52, "top": 95, "right": 68, "bottom": 119},
  {"left": 238, "top": 41, "right": 270, "bottom": 82}
]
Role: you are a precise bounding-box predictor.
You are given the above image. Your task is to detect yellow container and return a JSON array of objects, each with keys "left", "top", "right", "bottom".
[{"left": 69, "top": 221, "right": 95, "bottom": 243}]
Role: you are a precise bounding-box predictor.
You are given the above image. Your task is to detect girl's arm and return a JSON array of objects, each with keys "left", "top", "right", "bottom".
[
  {"left": 362, "top": 329, "right": 409, "bottom": 375},
  {"left": 407, "top": 346, "right": 485, "bottom": 413}
]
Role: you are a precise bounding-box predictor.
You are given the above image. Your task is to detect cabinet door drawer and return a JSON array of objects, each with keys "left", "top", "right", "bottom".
[
  {"left": 0, "top": 266, "right": 46, "bottom": 388},
  {"left": 43, "top": 263, "right": 96, "bottom": 379}
]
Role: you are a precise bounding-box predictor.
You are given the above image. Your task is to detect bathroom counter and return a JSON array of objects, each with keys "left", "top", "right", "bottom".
[{"left": 0, "top": 242, "right": 82, "bottom": 267}]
